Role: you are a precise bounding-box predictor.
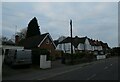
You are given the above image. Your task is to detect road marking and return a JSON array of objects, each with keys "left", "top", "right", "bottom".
[
  {"left": 87, "top": 74, "right": 96, "bottom": 80},
  {"left": 104, "top": 66, "right": 108, "bottom": 70}
]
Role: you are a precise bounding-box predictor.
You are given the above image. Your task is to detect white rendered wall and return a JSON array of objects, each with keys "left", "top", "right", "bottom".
[
  {"left": 40, "top": 55, "right": 51, "bottom": 69},
  {"left": 56, "top": 43, "right": 75, "bottom": 53},
  {"left": 85, "top": 39, "right": 92, "bottom": 50},
  {"left": 78, "top": 43, "right": 84, "bottom": 50},
  {"left": 97, "top": 55, "right": 106, "bottom": 60}
]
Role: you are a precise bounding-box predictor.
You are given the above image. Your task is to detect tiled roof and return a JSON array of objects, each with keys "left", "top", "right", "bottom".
[
  {"left": 56, "top": 36, "right": 110, "bottom": 48},
  {"left": 54, "top": 40, "right": 59, "bottom": 46},
  {"left": 88, "top": 39, "right": 95, "bottom": 46},
  {"left": 59, "top": 37, "right": 71, "bottom": 43},
  {"left": 88, "top": 38, "right": 103, "bottom": 46},
  {"left": 59, "top": 36, "right": 86, "bottom": 48},
  {"left": 73, "top": 36, "right": 86, "bottom": 47},
  {"left": 2, "top": 41, "right": 15, "bottom": 46},
  {"left": 20, "top": 33, "right": 48, "bottom": 49}
]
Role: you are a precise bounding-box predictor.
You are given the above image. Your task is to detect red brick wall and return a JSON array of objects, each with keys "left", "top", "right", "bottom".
[{"left": 39, "top": 36, "right": 56, "bottom": 57}]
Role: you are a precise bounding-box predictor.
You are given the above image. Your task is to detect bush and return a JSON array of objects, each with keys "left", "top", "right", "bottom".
[
  {"left": 84, "top": 53, "right": 94, "bottom": 59},
  {"left": 64, "top": 53, "right": 71, "bottom": 59},
  {"left": 77, "top": 52, "right": 86, "bottom": 58},
  {"left": 62, "top": 52, "right": 95, "bottom": 65},
  {"left": 110, "top": 47, "right": 120, "bottom": 57}
]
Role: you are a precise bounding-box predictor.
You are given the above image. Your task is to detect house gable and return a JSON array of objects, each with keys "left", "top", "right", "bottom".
[
  {"left": 85, "top": 38, "right": 90, "bottom": 45},
  {"left": 23, "top": 34, "right": 47, "bottom": 49},
  {"left": 38, "top": 33, "right": 56, "bottom": 49}
]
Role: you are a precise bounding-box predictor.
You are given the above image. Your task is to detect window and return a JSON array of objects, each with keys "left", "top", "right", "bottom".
[
  {"left": 46, "top": 39, "right": 49, "bottom": 44},
  {"left": 59, "top": 44, "right": 62, "bottom": 50}
]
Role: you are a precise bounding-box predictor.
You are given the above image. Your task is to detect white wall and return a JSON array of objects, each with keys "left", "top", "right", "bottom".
[
  {"left": 97, "top": 55, "right": 106, "bottom": 60},
  {"left": 56, "top": 44, "right": 62, "bottom": 50},
  {"left": 98, "top": 46, "right": 103, "bottom": 51},
  {"left": 94, "top": 46, "right": 98, "bottom": 50},
  {"left": 78, "top": 43, "right": 84, "bottom": 50},
  {"left": 93, "top": 46, "right": 103, "bottom": 51},
  {"left": 63, "top": 43, "right": 75, "bottom": 54},
  {"left": 40, "top": 55, "right": 51, "bottom": 69},
  {"left": 56, "top": 43, "right": 75, "bottom": 54},
  {"left": 91, "top": 46, "right": 95, "bottom": 51},
  {"left": 56, "top": 38, "right": 105, "bottom": 53},
  {"left": 85, "top": 38, "right": 92, "bottom": 50}
]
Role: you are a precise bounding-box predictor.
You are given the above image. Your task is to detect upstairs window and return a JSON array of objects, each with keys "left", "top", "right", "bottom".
[{"left": 46, "top": 39, "right": 49, "bottom": 44}]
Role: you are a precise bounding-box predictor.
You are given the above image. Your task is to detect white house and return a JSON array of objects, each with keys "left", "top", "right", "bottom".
[
  {"left": 56, "top": 36, "right": 91, "bottom": 53},
  {"left": 56, "top": 38, "right": 75, "bottom": 54},
  {"left": 84, "top": 38, "right": 92, "bottom": 51},
  {"left": 89, "top": 39, "right": 103, "bottom": 51},
  {"left": 56, "top": 36, "right": 108, "bottom": 54},
  {"left": 78, "top": 43, "right": 84, "bottom": 51}
]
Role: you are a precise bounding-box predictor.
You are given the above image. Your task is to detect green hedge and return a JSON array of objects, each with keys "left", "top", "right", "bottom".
[
  {"left": 64, "top": 52, "right": 95, "bottom": 65},
  {"left": 64, "top": 52, "right": 94, "bottom": 59}
]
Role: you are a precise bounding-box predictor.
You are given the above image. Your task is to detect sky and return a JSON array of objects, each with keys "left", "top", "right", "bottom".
[{"left": 1, "top": 1, "right": 119, "bottom": 48}]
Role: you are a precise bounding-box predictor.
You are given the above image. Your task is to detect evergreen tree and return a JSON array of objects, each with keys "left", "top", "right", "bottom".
[{"left": 26, "top": 17, "right": 41, "bottom": 38}]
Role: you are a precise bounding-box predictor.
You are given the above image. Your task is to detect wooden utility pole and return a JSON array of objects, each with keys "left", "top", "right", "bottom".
[{"left": 70, "top": 19, "right": 73, "bottom": 64}]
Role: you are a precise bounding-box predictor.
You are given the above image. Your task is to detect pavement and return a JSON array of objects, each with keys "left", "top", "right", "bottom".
[{"left": 2, "top": 57, "right": 118, "bottom": 80}]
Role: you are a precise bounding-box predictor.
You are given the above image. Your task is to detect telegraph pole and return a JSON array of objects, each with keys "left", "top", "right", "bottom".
[{"left": 70, "top": 19, "right": 73, "bottom": 64}]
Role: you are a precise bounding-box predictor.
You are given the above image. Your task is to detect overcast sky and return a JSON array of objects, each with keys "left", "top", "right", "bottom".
[{"left": 2, "top": 2, "right": 118, "bottom": 47}]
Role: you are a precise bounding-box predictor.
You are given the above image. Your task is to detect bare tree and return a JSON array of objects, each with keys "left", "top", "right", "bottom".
[
  {"left": 17, "top": 28, "right": 27, "bottom": 39},
  {"left": 1, "top": 36, "right": 9, "bottom": 42}
]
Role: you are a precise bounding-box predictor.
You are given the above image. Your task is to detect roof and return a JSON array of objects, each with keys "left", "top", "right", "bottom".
[
  {"left": 60, "top": 37, "right": 71, "bottom": 43},
  {"left": 59, "top": 36, "right": 86, "bottom": 48},
  {"left": 24, "top": 33, "right": 48, "bottom": 49},
  {"left": 101, "top": 42, "right": 109, "bottom": 48},
  {"left": 88, "top": 38, "right": 103, "bottom": 46},
  {"left": 20, "top": 33, "right": 56, "bottom": 49},
  {"left": 73, "top": 36, "right": 86, "bottom": 48},
  {"left": 2, "top": 41, "right": 15, "bottom": 46},
  {"left": 88, "top": 39, "right": 95, "bottom": 46},
  {"left": 59, "top": 36, "right": 110, "bottom": 48},
  {"left": 54, "top": 40, "right": 59, "bottom": 46}
]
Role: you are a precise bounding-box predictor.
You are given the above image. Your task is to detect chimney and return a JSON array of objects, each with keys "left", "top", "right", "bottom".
[{"left": 15, "top": 35, "right": 19, "bottom": 45}]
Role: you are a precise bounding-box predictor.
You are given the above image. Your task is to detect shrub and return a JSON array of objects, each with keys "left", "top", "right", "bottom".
[
  {"left": 62, "top": 52, "right": 95, "bottom": 65},
  {"left": 64, "top": 53, "right": 71, "bottom": 59},
  {"left": 78, "top": 52, "right": 86, "bottom": 58}
]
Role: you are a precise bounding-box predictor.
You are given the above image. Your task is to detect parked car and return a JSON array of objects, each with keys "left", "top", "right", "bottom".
[
  {"left": 1, "top": 48, "right": 4, "bottom": 63},
  {"left": 4, "top": 49, "right": 32, "bottom": 66}
]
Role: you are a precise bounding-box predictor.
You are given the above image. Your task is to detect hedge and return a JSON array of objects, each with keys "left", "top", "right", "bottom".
[{"left": 63, "top": 52, "right": 95, "bottom": 65}]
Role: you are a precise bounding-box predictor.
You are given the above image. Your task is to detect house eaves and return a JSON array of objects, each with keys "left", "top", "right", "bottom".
[{"left": 37, "top": 33, "right": 56, "bottom": 48}]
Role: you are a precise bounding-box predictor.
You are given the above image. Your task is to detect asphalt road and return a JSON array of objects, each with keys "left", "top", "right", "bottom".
[
  {"left": 2, "top": 57, "right": 119, "bottom": 80},
  {"left": 45, "top": 57, "right": 119, "bottom": 80}
]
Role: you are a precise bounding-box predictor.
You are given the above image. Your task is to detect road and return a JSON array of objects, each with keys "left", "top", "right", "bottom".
[
  {"left": 44, "top": 57, "right": 119, "bottom": 80},
  {"left": 2, "top": 57, "right": 119, "bottom": 80}
]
